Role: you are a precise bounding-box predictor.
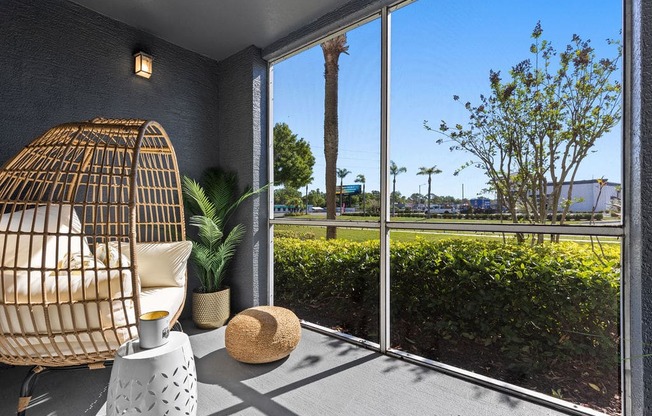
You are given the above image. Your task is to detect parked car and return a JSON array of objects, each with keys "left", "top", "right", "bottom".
[{"left": 425, "top": 204, "right": 457, "bottom": 214}]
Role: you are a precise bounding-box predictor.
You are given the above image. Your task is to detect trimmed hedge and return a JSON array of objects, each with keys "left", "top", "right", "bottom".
[
  {"left": 274, "top": 238, "right": 620, "bottom": 368},
  {"left": 343, "top": 212, "right": 604, "bottom": 221},
  {"left": 273, "top": 229, "right": 316, "bottom": 240}
]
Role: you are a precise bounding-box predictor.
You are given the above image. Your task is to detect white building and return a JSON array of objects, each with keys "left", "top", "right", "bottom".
[{"left": 547, "top": 179, "right": 621, "bottom": 212}]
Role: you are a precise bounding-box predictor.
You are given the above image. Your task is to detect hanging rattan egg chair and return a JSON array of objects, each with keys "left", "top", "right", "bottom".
[{"left": 0, "top": 118, "right": 190, "bottom": 414}]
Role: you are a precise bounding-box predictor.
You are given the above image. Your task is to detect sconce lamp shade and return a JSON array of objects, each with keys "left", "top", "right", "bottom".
[{"left": 134, "top": 52, "right": 153, "bottom": 79}]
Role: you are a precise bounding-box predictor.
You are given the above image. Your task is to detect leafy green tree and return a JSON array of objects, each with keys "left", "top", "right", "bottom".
[
  {"left": 391, "top": 191, "right": 408, "bottom": 208},
  {"left": 274, "top": 186, "right": 302, "bottom": 206},
  {"left": 322, "top": 34, "right": 349, "bottom": 239},
  {"left": 285, "top": 196, "right": 304, "bottom": 212},
  {"left": 273, "top": 123, "right": 315, "bottom": 189},
  {"left": 410, "top": 192, "right": 422, "bottom": 206},
  {"left": 337, "top": 167, "right": 351, "bottom": 214},
  {"left": 417, "top": 165, "right": 443, "bottom": 218},
  {"left": 390, "top": 161, "right": 407, "bottom": 216},
  {"left": 355, "top": 174, "right": 366, "bottom": 214},
  {"left": 429, "top": 23, "right": 621, "bottom": 240},
  {"left": 306, "top": 189, "right": 325, "bottom": 208},
  {"left": 367, "top": 190, "right": 382, "bottom": 215}
]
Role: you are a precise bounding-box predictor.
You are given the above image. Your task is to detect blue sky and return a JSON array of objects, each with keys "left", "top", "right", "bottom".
[{"left": 272, "top": 0, "right": 622, "bottom": 200}]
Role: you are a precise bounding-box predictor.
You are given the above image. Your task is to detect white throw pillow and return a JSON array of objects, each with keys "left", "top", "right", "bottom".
[
  {"left": 119, "top": 241, "right": 192, "bottom": 288},
  {"left": 95, "top": 242, "right": 131, "bottom": 269},
  {"left": 0, "top": 204, "right": 86, "bottom": 269},
  {"left": 58, "top": 251, "right": 106, "bottom": 275}
]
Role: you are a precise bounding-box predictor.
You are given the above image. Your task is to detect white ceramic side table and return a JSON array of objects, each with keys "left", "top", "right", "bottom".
[{"left": 106, "top": 331, "right": 197, "bottom": 416}]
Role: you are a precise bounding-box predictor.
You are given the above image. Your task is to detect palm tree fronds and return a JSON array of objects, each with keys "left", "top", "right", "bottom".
[
  {"left": 183, "top": 176, "right": 217, "bottom": 220},
  {"left": 210, "top": 224, "right": 245, "bottom": 285},
  {"left": 190, "top": 242, "right": 218, "bottom": 291},
  {"left": 223, "top": 184, "right": 268, "bottom": 225},
  {"left": 189, "top": 215, "right": 223, "bottom": 248},
  {"left": 202, "top": 169, "right": 237, "bottom": 218},
  {"left": 183, "top": 168, "right": 266, "bottom": 292}
]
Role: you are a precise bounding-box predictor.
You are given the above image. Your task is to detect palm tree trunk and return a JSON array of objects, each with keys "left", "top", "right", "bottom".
[
  {"left": 392, "top": 177, "right": 396, "bottom": 217},
  {"left": 426, "top": 175, "right": 432, "bottom": 219},
  {"left": 322, "top": 36, "right": 347, "bottom": 239},
  {"left": 362, "top": 184, "right": 366, "bottom": 215},
  {"left": 325, "top": 61, "right": 338, "bottom": 238}
]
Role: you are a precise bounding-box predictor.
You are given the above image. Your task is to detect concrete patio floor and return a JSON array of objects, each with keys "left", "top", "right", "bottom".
[{"left": 0, "top": 320, "right": 570, "bottom": 416}]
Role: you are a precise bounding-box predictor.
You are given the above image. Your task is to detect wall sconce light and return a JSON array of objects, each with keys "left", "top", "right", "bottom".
[{"left": 134, "top": 52, "right": 153, "bottom": 79}]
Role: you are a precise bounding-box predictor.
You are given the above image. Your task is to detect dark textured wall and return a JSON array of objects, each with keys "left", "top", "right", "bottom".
[
  {"left": 629, "top": 1, "right": 652, "bottom": 414},
  {"left": 0, "top": 0, "right": 223, "bottom": 317},
  {"left": 0, "top": 0, "right": 220, "bottom": 182},
  {"left": 214, "top": 46, "right": 269, "bottom": 313}
]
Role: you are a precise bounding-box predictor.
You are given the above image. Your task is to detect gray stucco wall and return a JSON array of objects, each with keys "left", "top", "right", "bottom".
[
  {"left": 214, "top": 46, "right": 269, "bottom": 313},
  {"left": 0, "top": 0, "right": 222, "bottom": 317},
  {"left": 629, "top": 1, "right": 652, "bottom": 414}
]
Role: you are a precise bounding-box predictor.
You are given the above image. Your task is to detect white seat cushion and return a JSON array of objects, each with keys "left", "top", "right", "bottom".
[
  {"left": 139, "top": 286, "right": 186, "bottom": 318},
  {"left": 0, "top": 219, "right": 189, "bottom": 360},
  {"left": 0, "top": 269, "right": 136, "bottom": 359},
  {"left": 0, "top": 273, "right": 185, "bottom": 359}
]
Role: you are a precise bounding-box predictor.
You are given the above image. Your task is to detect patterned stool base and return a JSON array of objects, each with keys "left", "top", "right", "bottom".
[{"left": 107, "top": 332, "right": 197, "bottom": 415}]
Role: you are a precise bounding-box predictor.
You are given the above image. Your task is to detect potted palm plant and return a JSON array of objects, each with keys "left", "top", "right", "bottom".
[{"left": 182, "top": 168, "right": 262, "bottom": 329}]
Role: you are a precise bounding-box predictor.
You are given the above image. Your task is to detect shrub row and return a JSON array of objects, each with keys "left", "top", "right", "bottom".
[
  {"left": 274, "top": 238, "right": 620, "bottom": 368},
  {"left": 273, "top": 229, "right": 316, "bottom": 240},
  {"left": 343, "top": 212, "right": 604, "bottom": 221}
]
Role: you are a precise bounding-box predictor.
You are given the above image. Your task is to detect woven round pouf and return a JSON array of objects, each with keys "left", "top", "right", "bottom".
[{"left": 225, "top": 306, "right": 301, "bottom": 364}]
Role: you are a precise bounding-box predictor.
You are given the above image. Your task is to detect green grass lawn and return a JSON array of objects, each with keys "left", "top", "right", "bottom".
[{"left": 274, "top": 223, "right": 621, "bottom": 244}]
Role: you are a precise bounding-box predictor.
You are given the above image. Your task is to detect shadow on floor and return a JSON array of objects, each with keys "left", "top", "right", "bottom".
[
  {"left": 195, "top": 347, "right": 378, "bottom": 416},
  {"left": 0, "top": 324, "right": 570, "bottom": 416}
]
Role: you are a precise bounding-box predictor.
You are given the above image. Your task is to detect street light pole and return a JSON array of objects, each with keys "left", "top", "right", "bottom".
[
  {"left": 418, "top": 183, "right": 427, "bottom": 206},
  {"left": 305, "top": 184, "right": 309, "bottom": 215}
]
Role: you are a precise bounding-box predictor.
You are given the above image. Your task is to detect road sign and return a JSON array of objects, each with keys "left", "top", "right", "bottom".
[{"left": 336, "top": 184, "right": 362, "bottom": 195}]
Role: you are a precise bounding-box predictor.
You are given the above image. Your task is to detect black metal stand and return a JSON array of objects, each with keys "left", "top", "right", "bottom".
[
  {"left": 172, "top": 320, "right": 183, "bottom": 332},
  {"left": 17, "top": 362, "right": 113, "bottom": 416}
]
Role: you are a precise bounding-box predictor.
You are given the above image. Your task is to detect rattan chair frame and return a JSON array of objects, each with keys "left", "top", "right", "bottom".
[{"left": 0, "top": 118, "right": 187, "bottom": 371}]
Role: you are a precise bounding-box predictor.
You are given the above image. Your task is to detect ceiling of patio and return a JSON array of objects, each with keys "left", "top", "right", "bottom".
[{"left": 70, "top": 0, "right": 353, "bottom": 61}]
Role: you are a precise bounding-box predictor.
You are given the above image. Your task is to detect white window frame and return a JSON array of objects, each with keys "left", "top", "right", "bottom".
[{"left": 267, "top": 1, "right": 628, "bottom": 414}]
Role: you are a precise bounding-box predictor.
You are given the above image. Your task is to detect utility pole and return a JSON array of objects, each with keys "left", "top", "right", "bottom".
[
  {"left": 305, "top": 184, "right": 309, "bottom": 215},
  {"left": 418, "top": 183, "right": 427, "bottom": 206}
]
